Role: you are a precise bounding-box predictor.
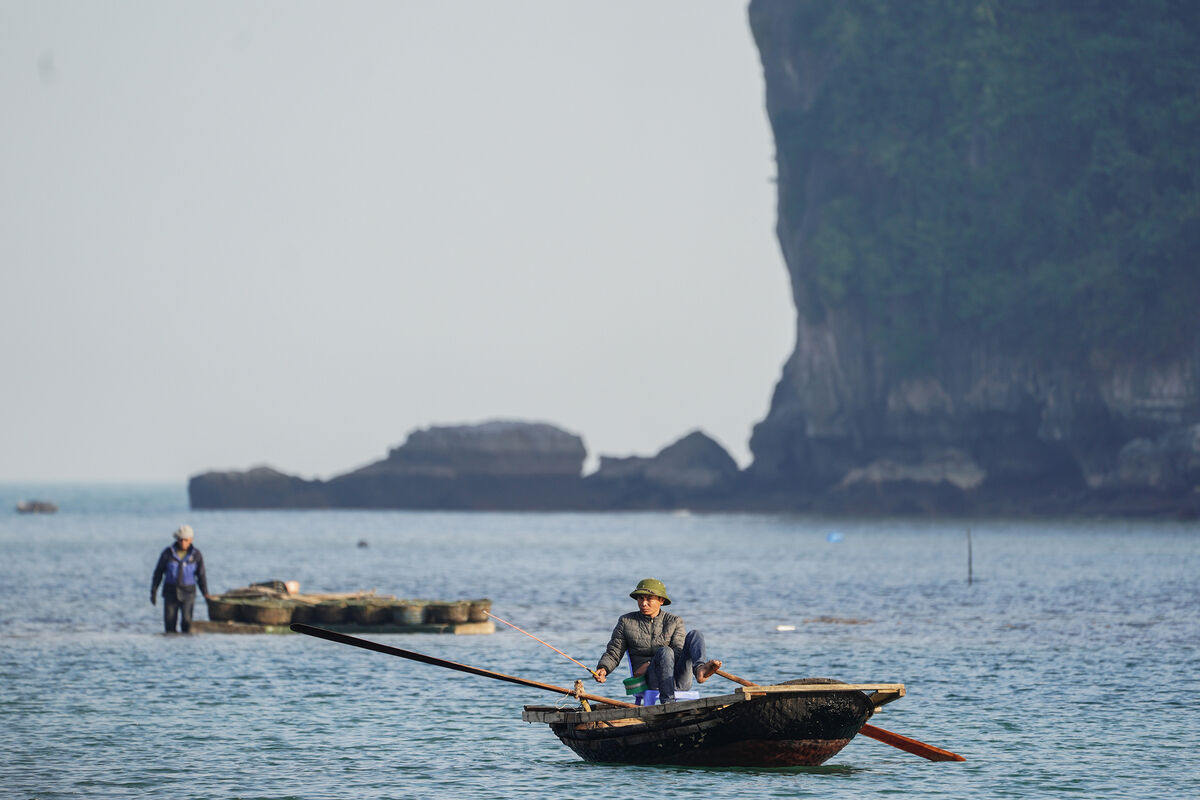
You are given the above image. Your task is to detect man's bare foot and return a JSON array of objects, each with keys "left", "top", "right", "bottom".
[{"left": 695, "top": 659, "right": 722, "bottom": 683}]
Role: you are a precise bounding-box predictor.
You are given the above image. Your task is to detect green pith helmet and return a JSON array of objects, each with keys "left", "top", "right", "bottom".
[{"left": 629, "top": 578, "right": 670, "bottom": 605}]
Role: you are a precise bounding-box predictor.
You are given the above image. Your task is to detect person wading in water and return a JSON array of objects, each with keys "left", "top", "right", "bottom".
[
  {"left": 592, "top": 578, "right": 721, "bottom": 704},
  {"left": 150, "top": 525, "right": 211, "bottom": 633}
]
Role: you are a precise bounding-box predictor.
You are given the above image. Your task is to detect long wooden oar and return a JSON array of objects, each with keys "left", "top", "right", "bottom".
[
  {"left": 714, "top": 667, "right": 964, "bottom": 762},
  {"left": 715, "top": 667, "right": 755, "bottom": 687},
  {"left": 290, "top": 623, "right": 634, "bottom": 709}
]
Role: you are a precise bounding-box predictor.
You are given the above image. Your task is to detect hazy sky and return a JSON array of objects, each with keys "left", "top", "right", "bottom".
[{"left": 1, "top": 1, "right": 793, "bottom": 483}]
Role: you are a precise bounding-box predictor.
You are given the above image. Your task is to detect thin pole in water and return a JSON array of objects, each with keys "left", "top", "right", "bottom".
[{"left": 967, "top": 528, "right": 973, "bottom": 585}]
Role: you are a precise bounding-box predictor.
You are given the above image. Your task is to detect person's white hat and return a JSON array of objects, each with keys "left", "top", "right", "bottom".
[{"left": 173, "top": 524, "right": 194, "bottom": 541}]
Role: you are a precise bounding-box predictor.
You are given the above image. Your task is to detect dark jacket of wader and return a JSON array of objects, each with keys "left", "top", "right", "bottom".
[{"left": 151, "top": 545, "right": 209, "bottom": 598}]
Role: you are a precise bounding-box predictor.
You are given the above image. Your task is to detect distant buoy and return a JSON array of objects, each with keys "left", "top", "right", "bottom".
[
  {"left": 826, "top": 532, "right": 843, "bottom": 543},
  {"left": 775, "top": 624, "right": 796, "bottom": 632},
  {"left": 356, "top": 540, "right": 369, "bottom": 548}
]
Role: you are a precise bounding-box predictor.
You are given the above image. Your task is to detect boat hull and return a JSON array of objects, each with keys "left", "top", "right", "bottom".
[{"left": 526, "top": 682, "right": 878, "bottom": 768}]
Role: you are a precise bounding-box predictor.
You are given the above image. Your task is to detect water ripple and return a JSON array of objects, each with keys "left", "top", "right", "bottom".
[{"left": 1, "top": 503, "right": 1197, "bottom": 798}]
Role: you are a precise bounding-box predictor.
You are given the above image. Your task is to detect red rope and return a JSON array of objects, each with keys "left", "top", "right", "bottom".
[{"left": 486, "top": 611, "right": 600, "bottom": 678}]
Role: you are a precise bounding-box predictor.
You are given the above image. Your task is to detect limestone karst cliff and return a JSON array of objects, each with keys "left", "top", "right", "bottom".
[{"left": 745, "top": 0, "right": 1200, "bottom": 513}]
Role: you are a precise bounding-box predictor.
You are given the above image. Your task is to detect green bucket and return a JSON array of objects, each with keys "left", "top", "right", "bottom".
[{"left": 623, "top": 675, "right": 648, "bottom": 695}]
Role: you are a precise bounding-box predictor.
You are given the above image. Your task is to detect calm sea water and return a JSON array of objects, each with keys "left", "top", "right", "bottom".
[{"left": 1, "top": 484, "right": 1197, "bottom": 800}]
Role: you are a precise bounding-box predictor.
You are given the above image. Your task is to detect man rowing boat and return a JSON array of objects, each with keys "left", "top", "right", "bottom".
[{"left": 592, "top": 578, "right": 722, "bottom": 704}]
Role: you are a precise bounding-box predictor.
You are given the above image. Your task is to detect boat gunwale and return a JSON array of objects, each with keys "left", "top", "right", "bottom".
[{"left": 522, "top": 682, "right": 903, "bottom": 725}]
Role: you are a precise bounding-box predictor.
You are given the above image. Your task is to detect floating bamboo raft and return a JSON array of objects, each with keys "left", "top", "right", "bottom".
[{"left": 194, "top": 584, "right": 494, "bottom": 635}]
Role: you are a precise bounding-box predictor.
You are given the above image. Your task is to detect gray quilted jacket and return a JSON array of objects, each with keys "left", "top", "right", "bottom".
[{"left": 596, "top": 610, "right": 685, "bottom": 675}]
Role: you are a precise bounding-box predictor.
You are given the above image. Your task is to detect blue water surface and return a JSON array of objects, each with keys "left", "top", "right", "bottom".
[{"left": 1, "top": 485, "right": 1197, "bottom": 799}]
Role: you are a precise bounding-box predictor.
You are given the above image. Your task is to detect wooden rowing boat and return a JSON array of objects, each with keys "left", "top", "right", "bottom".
[
  {"left": 288, "top": 626, "right": 960, "bottom": 765},
  {"left": 522, "top": 679, "right": 905, "bottom": 767}
]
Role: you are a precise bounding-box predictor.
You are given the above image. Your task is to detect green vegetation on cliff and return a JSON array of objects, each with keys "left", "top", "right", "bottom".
[{"left": 768, "top": 1, "right": 1200, "bottom": 367}]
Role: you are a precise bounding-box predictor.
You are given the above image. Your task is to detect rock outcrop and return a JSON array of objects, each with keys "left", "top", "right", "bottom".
[
  {"left": 1117, "top": 424, "right": 1200, "bottom": 493},
  {"left": 348, "top": 421, "right": 586, "bottom": 478},
  {"left": 586, "top": 430, "right": 741, "bottom": 509},
  {"left": 189, "top": 422, "right": 742, "bottom": 512},
  {"left": 320, "top": 421, "right": 592, "bottom": 510},
  {"left": 188, "top": 466, "right": 329, "bottom": 509}
]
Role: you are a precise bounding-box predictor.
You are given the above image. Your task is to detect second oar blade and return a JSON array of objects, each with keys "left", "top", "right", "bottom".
[{"left": 858, "top": 724, "right": 965, "bottom": 762}]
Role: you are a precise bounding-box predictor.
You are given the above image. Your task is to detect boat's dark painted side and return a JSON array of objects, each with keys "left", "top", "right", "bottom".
[{"left": 527, "top": 684, "right": 874, "bottom": 767}]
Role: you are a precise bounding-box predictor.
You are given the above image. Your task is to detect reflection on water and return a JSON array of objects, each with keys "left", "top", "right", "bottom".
[{"left": 619, "top": 763, "right": 863, "bottom": 777}]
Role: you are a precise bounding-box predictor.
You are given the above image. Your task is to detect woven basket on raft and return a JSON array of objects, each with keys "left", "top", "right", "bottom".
[
  {"left": 426, "top": 601, "right": 470, "bottom": 624},
  {"left": 348, "top": 598, "right": 397, "bottom": 625},
  {"left": 467, "top": 599, "right": 491, "bottom": 623},
  {"left": 290, "top": 602, "right": 317, "bottom": 623},
  {"left": 205, "top": 596, "right": 239, "bottom": 622},
  {"left": 391, "top": 602, "right": 426, "bottom": 626},
  {"left": 236, "top": 599, "right": 294, "bottom": 626},
  {"left": 313, "top": 601, "right": 349, "bottom": 624}
]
